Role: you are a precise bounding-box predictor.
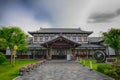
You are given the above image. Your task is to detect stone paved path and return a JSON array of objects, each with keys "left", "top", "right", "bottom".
[{"left": 15, "top": 62, "right": 114, "bottom": 80}]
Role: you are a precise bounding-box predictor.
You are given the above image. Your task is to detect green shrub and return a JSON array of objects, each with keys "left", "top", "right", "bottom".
[
  {"left": 0, "top": 52, "right": 6, "bottom": 64},
  {"left": 97, "top": 64, "right": 108, "bottom": 73},
  {"left": 104, "top": 61, "right": 120, "bottom": 80}
]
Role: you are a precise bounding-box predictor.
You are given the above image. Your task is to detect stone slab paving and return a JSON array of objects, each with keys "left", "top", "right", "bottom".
[{"left": 15, "top": 61, "right": 114, "bottom": 80}]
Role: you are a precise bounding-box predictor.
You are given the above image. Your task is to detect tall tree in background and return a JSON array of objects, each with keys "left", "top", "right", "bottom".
[
  {"left": 103, "top": 28, "right": 120, "bottom": 57},
  {"left": 0, "top": 27, "right": 28, "bottom": 64}
]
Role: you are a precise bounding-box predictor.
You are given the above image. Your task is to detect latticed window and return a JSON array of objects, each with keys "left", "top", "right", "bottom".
[
  {"left": 72, "top": 36, "right": 76, "bottom": 41},
  {"left": 39, "top": 36, "right": 43, "bottom": 42},
  {"left": 84, "top": 37, "right": 88, "bottom": 42},
  {"left": 67, "top": 36, "right": 70, "bottom": 39},
  {"left": 45, "top": 36, "right": 49, "bottom": 41},
  {"left": 34, "top": 36, "right": 38, "bottom": 42},
  {"left": 51, "top": 36, "right": 54, "bottom": 39},
  {"left": 78, "top": 37, "right": 82, "bottom": 42}
]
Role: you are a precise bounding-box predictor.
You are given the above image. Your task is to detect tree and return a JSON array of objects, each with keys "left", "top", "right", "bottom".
[
  {"left": 103, "top": 28, "right": 120, "bottom": 57},
  {"left": 0, "top": 26, "right": 28, "bottom": 64},
  {"left": 0, "top": 52, "right": 6, "bottom": 64},
  {"left": 0, "top": 38, "right": 6, "bottom": 51}
]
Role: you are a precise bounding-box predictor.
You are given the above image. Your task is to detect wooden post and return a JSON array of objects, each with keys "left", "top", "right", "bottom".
[
  {"left": 70, "top": 47, "right": 72, "bottom": 60},
  {"left": 50, "top": 46, "right": 52, "bottom": 60},
  {"left": 70, "top": 47, "right": 72, "bottom": 55},
  {"left": 86, "top": 48, "right": 88, "bottom": 59},
  {"left": 46, "top": 49, "right": 48, "bottom": 59},
  {"left": 75, "top": 49, "right": 77, "bottom": 60},
  {"left": 79, "top": 49, "right": 81, "bottom": 59},
  {"left": 92, "top": 48, "right": 94, "bottom": 59},
  {"left": 33, "top": 49, "right": 35, "bottom": 59}
]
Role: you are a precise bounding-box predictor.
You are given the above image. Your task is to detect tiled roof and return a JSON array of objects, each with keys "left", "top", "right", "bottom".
[
  {"left": 28, "top": 28, "right": 93, "bottom": 34},
  {"left": 42, "top": 35, "right": 79, "bottom": 44},
  {"left": 41, "top": 36, "right": 79, "bottom": 48},
  {"left": 88, "top": 37, "right": 103, "bottom": 43},
  {"left": 76, "top": 43, "right": 105, "bottom": 49},
  {"left": 28, "top": 44, "right": 46, "bottom": 49}
]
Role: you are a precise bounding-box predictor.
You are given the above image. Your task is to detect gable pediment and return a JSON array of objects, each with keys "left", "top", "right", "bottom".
[{"left": 41, "top": 36, "right": 79, "bottom": 48}]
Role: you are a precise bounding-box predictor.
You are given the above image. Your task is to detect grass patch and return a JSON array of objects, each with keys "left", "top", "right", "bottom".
[{"left": 0, "top": 59, "right": 39, "bottom": 80}]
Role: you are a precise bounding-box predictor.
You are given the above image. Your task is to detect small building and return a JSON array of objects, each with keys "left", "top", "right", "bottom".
[{"left": 18, "top": 28, "right": 105, "bottom": 60}]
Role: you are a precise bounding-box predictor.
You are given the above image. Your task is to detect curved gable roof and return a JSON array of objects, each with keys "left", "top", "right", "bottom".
[
  {"left": 41, "top": 36, "right": 79, "bottom": 47},
  {"left": 28, "top": 28, "right": 93, "bottom": 35}
]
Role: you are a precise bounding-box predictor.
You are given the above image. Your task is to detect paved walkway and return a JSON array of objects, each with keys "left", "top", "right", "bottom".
[{"left": 15, "top": 61, "right": 114, "bottom": 80}]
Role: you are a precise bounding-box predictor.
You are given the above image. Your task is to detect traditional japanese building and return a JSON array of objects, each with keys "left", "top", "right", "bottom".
[{"left": 25, "top": 28, "right": 106, "bottom": 60}]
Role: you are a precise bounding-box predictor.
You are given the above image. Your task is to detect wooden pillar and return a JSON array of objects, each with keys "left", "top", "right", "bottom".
[
  {"left": 92, "top": 48, "right": 94, "bottom": 59},
  {"left": 88, "top": 49, "right": 90, "bottom": 59},
  {"left": 75, "top": 49, "right": 77, "bottom": 60},
  {"left": 79, "top": 49, "right": 81, "bottom": 59},
  {"left": 70, "top": 47, "right": 72, "bottom": 60},
  {"left": 33, "top": 49, "right": 36, "bottom": 59},
  {"left": 70, "top": 47, "right": 72, "bottom": 55},
  {"left": 86, "top": 48, "right": 88, "bottom": 59},
  {"left": 50, "top": 47, "right": 52, "bottom": 60},
  {"left": 46, "top": 49, "right": 48, "bottom": 59}
]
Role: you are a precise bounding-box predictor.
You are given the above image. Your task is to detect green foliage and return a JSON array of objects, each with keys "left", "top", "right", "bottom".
[
  {"left": 0, "top": 26, "right": 28, "bottom": 64},
  {"left": 97, "top": 64, "right": 108, "bottom": 73},
  {"left": 103, "top": 28, "right": 120, "bottom": 56},
  {"left": 0, "top": 26, "right": 28, "bottom": 50},
  {"left": 104, "top": 68, "right": 120, "bottom": 80},
  {"left": 0, "top": 52, "right": 6, "bottom": 64},
  {"left": 0, "top": 38, "right": 6, "bottom": 50},
  {"left": 97, "top": 61, "right": 120, "bottom": 80},
  {"left": 104, "top": 61, "right": 120, "bottom": 80},
  {"left": 81, "top": 59, "right": 120, "bottom": 79}
]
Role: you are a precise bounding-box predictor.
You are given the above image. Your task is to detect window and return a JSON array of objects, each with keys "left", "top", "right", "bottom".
[
  {"left": 84, "top": 37, "right": 88, "bottom": 42},
  {"left": 72, "top": 36, "right": 76, "bottom": 41},
  {"left": 67, "top": 36, "right": 70, "bottom": 39},
  {"left": 39, "top": 36, "right": 43, "bottom": 42},
  {"left": 51, "top": 36, "right": 54, "bottom": 39},
  {"left": 34, "top": 36, "right": 38, "bottom": 42},
  {"left": 45, "top": 36, "right": 49, "bottom": 41},
  {"left": 78, "top": 37, "right": 82, "bottom": 42}
]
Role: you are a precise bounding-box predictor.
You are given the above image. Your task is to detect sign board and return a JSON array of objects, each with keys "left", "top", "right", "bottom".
[{"left": 106, "top": 58, "right": 117, "bottom": 63}]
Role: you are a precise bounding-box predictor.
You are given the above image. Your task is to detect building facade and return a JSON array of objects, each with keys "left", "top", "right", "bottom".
[{"left": 22, "top": 28, "right": 106, "bottom": 60}]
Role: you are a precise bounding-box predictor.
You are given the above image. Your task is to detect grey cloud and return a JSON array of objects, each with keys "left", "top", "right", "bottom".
[{"left": 88, "top": 8, "right": 120, "bottom": 23}]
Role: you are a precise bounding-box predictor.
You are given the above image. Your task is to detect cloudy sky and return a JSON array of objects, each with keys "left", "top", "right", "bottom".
[{"left": 0, "top": 0, "right": 120, "bottom": 36}]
